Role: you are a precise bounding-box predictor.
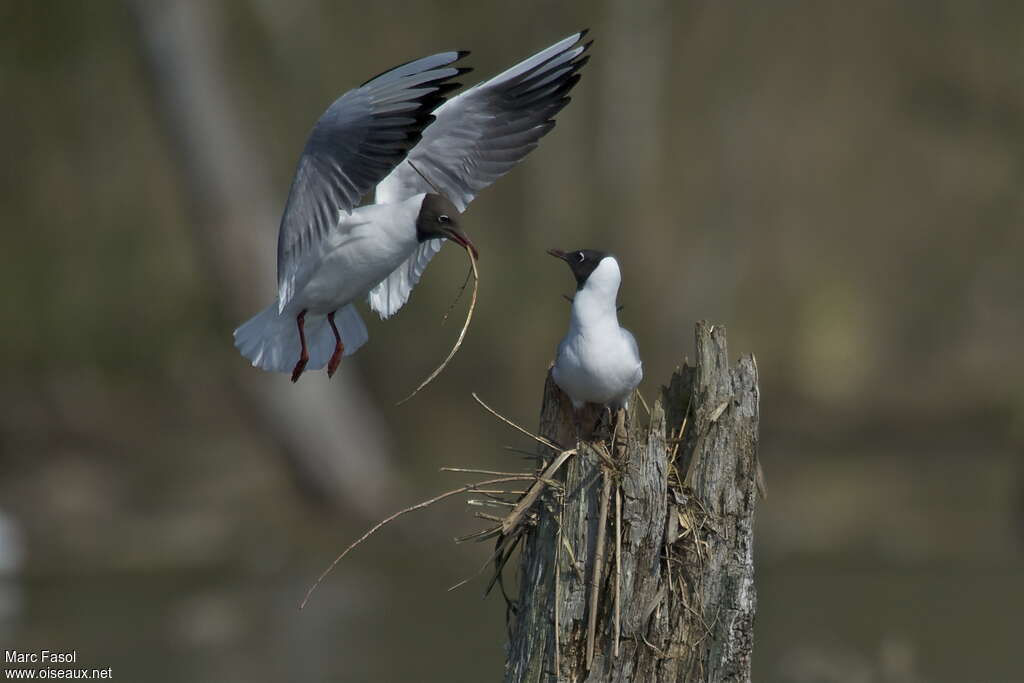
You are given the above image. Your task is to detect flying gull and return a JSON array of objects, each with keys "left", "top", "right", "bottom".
[{"left": 235, "top": 31, "right": 592, "bottom": 381}]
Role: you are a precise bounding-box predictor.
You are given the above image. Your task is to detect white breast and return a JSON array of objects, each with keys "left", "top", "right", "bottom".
[
  {"left": 554, "top": 327, "right": 642, "bottom": 408},
  {"left": 552, "top": 257, "right": 643, "bottom": 409},
  {"left": 290, "top": 197, "right": 422, "bottom": 314}
]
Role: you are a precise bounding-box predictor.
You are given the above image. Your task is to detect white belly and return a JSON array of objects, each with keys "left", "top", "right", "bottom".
[
  {"left": 290, "top": 206, "right": 418, "bottom": 315},
  {"left": 553, "top": 328, "right": 643, "bottom": 408}
]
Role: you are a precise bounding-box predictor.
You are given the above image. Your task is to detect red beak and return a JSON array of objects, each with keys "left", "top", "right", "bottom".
[{"left": 445, "top": 229, "right": 479, "bottom": 260}]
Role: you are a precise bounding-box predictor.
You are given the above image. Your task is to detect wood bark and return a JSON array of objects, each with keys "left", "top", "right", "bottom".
[{"left": 505, "top": 322, "right": 760, "bottom": 682}]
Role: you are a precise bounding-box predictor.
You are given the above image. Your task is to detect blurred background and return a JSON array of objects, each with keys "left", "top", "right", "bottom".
[{"left": 2, "top": 1, "right": 1022, "bottom": 681}]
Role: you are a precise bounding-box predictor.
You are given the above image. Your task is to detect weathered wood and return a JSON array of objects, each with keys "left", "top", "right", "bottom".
[{"left": 505, "top": 322, "right": 760, "bottom": 682}]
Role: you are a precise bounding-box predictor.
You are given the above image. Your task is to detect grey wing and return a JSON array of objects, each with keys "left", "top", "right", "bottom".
[
  {"left": 366, "top": 238, "right": 444, "bottom": 319},
  {"left": 275, "top": 52, "right": 470, "bottom": 310},
  {"left": 554, "top": 334, "right": 570, "bottom": 366},
  {"left": 623, "top": 328, "right": 643, "bottom": 387},
  {"left": 374, "top": 30, "right": 591, "bottom": 210}
]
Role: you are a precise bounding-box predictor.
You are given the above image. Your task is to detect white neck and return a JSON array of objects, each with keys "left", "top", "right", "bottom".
[
  {"left": 351, "top": 193, "right": 423, "bottom": 238},
  {"left": 570, "top": 257, "right": 621, "bottom": 331}
]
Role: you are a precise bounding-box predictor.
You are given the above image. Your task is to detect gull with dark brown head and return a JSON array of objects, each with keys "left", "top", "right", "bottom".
[
  {"left": 548, "top": 249, "right": 643, "bottom": 412},
  {"left": 234, "top": 31, "right": 592, "bottom": 381}
]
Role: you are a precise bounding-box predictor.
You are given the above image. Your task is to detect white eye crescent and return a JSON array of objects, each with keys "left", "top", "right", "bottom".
[
  {"left": 438, "top": 215, "right": 451, "bottom": 224},
  {"left": 577, "top": 251, "right": 585, "bottom": 262}
]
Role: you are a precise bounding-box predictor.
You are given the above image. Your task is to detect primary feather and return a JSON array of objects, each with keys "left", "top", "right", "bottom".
[{"left": 367, "top": 32, "right": 591, "bottom": 320}]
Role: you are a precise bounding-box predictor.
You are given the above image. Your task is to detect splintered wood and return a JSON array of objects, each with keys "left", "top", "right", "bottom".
[{"left": 504, "top": 322, "right": 761, "bottom": 683}]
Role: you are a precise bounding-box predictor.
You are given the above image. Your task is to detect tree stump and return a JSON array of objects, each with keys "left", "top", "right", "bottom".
[{"left": 505, "top": 322, "right": 760, "bottom": 682}]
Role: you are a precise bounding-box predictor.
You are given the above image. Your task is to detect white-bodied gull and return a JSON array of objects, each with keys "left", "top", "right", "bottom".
[
  {"left": 548, "top": 249, "right": 643, "bottom": 411},
  {"left": 235, "top": 32, "right": 591, "bottom": 381}
]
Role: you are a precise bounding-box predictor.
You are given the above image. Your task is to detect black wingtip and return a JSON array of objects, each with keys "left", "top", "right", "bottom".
[
  {"left": 433, "top": 81, "right": 464, "bottom": 98},
  {"left": 560, "top": 73, "right": 582, "bottom": 93},
  {"left": 578, "top": 28, "right": 590, "bottom": 41},
  {"left": 456, "top": 50, "right": 471, "bottom": 60}
]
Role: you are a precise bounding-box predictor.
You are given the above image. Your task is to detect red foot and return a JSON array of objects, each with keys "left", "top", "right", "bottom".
[
  {"left": 326, "top": 311, "right": 345, "bottom": 378},
  {"left": 291, "top": 357, "right": 308, "bottom": 383}
]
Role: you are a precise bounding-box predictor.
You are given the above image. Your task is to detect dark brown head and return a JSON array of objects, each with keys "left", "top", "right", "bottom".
[
  {"left": 547, "top": 248, "right": 611, "bottom": 290},
  {"left": 417, "top": 194, "right": 478, "bottom": 259}
]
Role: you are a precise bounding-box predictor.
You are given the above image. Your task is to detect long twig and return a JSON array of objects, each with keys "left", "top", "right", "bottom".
[
  {"left": 500, "top": 445, "right": 544, "bottom": 458},
  {"left": 635, "top": 389, "right": 651, "bottom": 417},
  {"left": 554, "top": 490, "right": 564, "bottom": 681},
  {"left": 613, "top": 409, "right": 628, "bottom": 462},
  {"left": 442, "top": 467, "right": 533, "bottom": 477},
  {"left": 670, "top": 390, "right": 693, "bottom": 463},
  {"left": 586, "top": 470, "right": 613, "bottom": 670},
  {"left": 446, "top": 539, "right": 508, "bottom": 592},
  {"left": 466, "top": 498, "right": 516, "bottom": 508},
  {"left": 500, "top": 448, "right": 576, "bottom": 534},
  {"left": 472, "top": 392, "right": 562, "bottom": 452},
  {"left": 397, "top": 246, "right": 478, "bottom": 405},
  {"left": 442, "top": 262, "right": 473, "bottom": 325},
  {"left": 555, "top": 512, "right": 585, "bottom": 583},
  {"left": 453, "top": 526, "right": 502, "bottom": 544},
  {"left": 300, "top": 475, "right": 533, "bottom": 609},
  {"left": 614, "top": 486, "right": 622, "bottom": 658}
]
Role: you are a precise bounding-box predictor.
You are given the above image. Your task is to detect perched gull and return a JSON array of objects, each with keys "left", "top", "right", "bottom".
[
  {"left": 235, "top": 32, "right": 592, "bottom": 381},
  {"left": 548, "top": 249, "right": 643, "bottom": 412}
]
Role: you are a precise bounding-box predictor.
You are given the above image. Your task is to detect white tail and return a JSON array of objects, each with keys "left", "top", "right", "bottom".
[{"left": 233, "top": 302, "right": 368, "bottom": 373}]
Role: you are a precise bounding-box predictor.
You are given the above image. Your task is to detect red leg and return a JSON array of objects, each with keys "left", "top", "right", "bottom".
[
  {"left": 326, "top": 311, "right": 345, "bottom": 378},
  {"left": 290, "top": 309, "right": 309, "bottom": 383}
]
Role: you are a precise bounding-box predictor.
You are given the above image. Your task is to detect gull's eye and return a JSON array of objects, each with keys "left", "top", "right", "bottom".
[
  {"left": 438, "top": 215, "right": 451, "bottom": 224},
  {"left": 577, "top": 251, "right": 585, "bottom": 262}
]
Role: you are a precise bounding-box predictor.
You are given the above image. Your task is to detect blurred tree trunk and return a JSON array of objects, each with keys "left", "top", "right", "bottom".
[
  {"left": 506, "top": 322, "right": 760, "bottom": 682},
  {"left": 127, "top": 0, "right": 400, "bottom": 515}
]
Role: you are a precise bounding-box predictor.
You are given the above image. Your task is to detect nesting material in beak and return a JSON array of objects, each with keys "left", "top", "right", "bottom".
[
  {"left": 397, "top": 242, "right": 479, "bottom": 405},
  {"left": 446, "top": 229, "right": 479, "bottom": 260}
]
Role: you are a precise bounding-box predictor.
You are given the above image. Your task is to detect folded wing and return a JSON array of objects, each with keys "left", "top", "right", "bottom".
[{"left": 276, "top": 52, "right": 469, "bottom": 310}]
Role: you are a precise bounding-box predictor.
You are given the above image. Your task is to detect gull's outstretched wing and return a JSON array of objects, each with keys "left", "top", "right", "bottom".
[
  {"left": 368, "top": 31, "right": 590, "bottom": 319},
  {"left": 374, "top": 31, "right": 589, "bottom": 210},
  {"left": 276, "top": 52, "right": 470, "bottom": 310}
]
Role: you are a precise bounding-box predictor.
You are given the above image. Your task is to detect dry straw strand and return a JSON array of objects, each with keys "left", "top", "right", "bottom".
[
  {"left": 397, "top": 245, "right": 479, "bottom": 405},
  {"left": 300, "top": 475, "right": 533, "bottom": 609}
]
